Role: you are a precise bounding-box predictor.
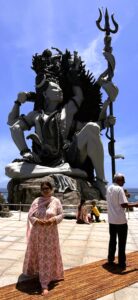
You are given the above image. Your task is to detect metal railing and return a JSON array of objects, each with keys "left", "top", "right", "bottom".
[
  {"left": 0, "top": 203, "right": 31, "bottom": 221},
  {"left": 0, "top": 202, "right": 135, "bottom": 221},
  {"left": 0, "top": 203, "right": 79, "bottom": 221},
  {"left": 0, "top": 202, "right": 107, "bottom": 221}
]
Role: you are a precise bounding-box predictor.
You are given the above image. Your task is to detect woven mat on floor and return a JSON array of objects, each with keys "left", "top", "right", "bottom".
[{"left": 0, "top": 251, "right": 138, "bottom": 300}]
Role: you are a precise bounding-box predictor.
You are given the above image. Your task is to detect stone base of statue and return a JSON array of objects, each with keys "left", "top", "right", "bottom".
[
  {"left": 7, "top": 175, "right": 101, "bottom": 211},
  {"left": 6, "top": 162, "right": 101, "bottom": 211}
]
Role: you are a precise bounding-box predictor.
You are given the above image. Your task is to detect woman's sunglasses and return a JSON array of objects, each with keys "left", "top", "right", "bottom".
[{"left": 41, "top": 187, "right": 50, "bottom": 191}]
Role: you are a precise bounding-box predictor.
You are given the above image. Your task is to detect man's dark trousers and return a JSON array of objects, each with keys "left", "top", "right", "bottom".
[{"left": 108, "top": 223, "right": 128, "bottom": 266}]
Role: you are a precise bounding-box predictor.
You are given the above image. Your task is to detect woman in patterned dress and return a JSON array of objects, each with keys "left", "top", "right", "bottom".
[{"left": 23, "top": 181, "right": 64, "bottom": 296}]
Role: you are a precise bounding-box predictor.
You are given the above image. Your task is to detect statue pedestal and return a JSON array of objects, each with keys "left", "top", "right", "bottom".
[{"left": 7, "top": 174, "right": 101, "bottom": 211}]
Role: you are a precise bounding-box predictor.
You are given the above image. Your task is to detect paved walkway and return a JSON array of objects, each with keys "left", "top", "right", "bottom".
[{"left": 0, "top": 209, "right": 138, "bottom": 299}]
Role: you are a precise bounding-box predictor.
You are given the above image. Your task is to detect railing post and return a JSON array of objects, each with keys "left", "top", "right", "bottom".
[
  {"left": 19, "top": 202, "right": 22, "bottom": 221},
  {"left": 127, "top": 208, "right": 130, "bottom": 220}
]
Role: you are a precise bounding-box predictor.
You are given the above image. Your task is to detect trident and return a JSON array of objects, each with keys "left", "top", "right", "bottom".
[
  {"left": 96, "top": 8, "right": 124, "bottom": 181},
  {"left": 96, "top": 8, "right": 118, "bottom": 37}
]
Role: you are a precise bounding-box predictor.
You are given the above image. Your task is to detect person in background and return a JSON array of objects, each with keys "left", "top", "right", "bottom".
[
  {"left": 23, "top": 180, "right": 64, "bottom": 296},
  {"left": 106, "top": 173, "right": 138, "bottom": 270},
  {"left": 91, "top": 200, "right": 101, "bottom": 222},
  {"left": 124, "top": 189, "right": 130, "bottom": 199},
  {"left": 76, "top": 199, "right": 90, "bottom": 224}
]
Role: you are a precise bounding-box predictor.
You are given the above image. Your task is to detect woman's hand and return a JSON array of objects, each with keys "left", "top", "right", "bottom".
[
  {"left": 35, "top": 218, "right": 46, "bottom": 225},
  {"left": 35, "top": 217, "right": 56, "bottom": 226},
  {"left": 45, "top": 217, "right": 56, "bottom": 226}
]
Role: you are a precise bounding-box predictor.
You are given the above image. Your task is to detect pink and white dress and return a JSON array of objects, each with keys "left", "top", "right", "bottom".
[{"left": 23, "top": 196, "right": 64, "bottom": 289}]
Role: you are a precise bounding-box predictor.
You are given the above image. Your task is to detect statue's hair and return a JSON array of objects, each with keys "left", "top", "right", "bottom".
[
  {"left": 31, "top": 48, "right": 103, "bottom": 122},
  {"left": 58, "top": 49, "right": 102, "bottom": 122}
]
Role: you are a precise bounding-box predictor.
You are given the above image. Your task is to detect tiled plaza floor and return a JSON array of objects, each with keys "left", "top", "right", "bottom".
[{"left": 0, "top": 209, "right": 138, "bottom": 299}]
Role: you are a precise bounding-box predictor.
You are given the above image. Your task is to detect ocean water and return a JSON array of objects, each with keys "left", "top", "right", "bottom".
[
  {"left": 126, "top": 188, "right": 138, "bottom": 202},
  {"left": 0, "top": 188, "right": 8, "bottom": 202},
  {"left": 0, "top": 187, "right": 138, "bottom": 203}
]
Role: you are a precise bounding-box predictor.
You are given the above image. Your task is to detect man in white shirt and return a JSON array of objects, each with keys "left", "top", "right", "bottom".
[{"left": 106, "top": 173, "right": 138, "bottom": 270}]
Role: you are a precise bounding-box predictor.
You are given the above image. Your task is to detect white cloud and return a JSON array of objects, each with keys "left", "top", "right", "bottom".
[{"left": 80, "top": 35, "right": 106, "bottom": 77}]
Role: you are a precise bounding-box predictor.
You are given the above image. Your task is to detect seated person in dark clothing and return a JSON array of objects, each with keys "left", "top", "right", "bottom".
[{"left": 76, "top": 199, "right": 90, "bottom": 224}]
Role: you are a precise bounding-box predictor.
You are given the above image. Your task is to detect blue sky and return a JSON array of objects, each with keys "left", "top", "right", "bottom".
[{"left": 0, "top": 0, "right": 138, "bottom": 188}]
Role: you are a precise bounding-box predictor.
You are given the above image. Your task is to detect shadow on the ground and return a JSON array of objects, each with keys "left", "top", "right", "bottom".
[
  {"left": 16, "top": 273, "right": 63, "bottom": 295},
  {"left": 16, "top": 274, "right": 41, "bottom": 295},
  {"left": 102, "top": 262, "right": 138, "bottom": 275}
]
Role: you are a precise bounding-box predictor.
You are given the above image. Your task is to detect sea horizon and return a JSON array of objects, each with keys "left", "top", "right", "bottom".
[{"left": 0, "top": 187, "right": 138, "bottom": 202}]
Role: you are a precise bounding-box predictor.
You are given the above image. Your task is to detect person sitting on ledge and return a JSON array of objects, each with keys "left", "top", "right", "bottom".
[
  {"left": 91, "top": 200, "right": 101, "bottom": 222},
  {"left": 76, "top": 199, "right": 90, "bottom": 224}
]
